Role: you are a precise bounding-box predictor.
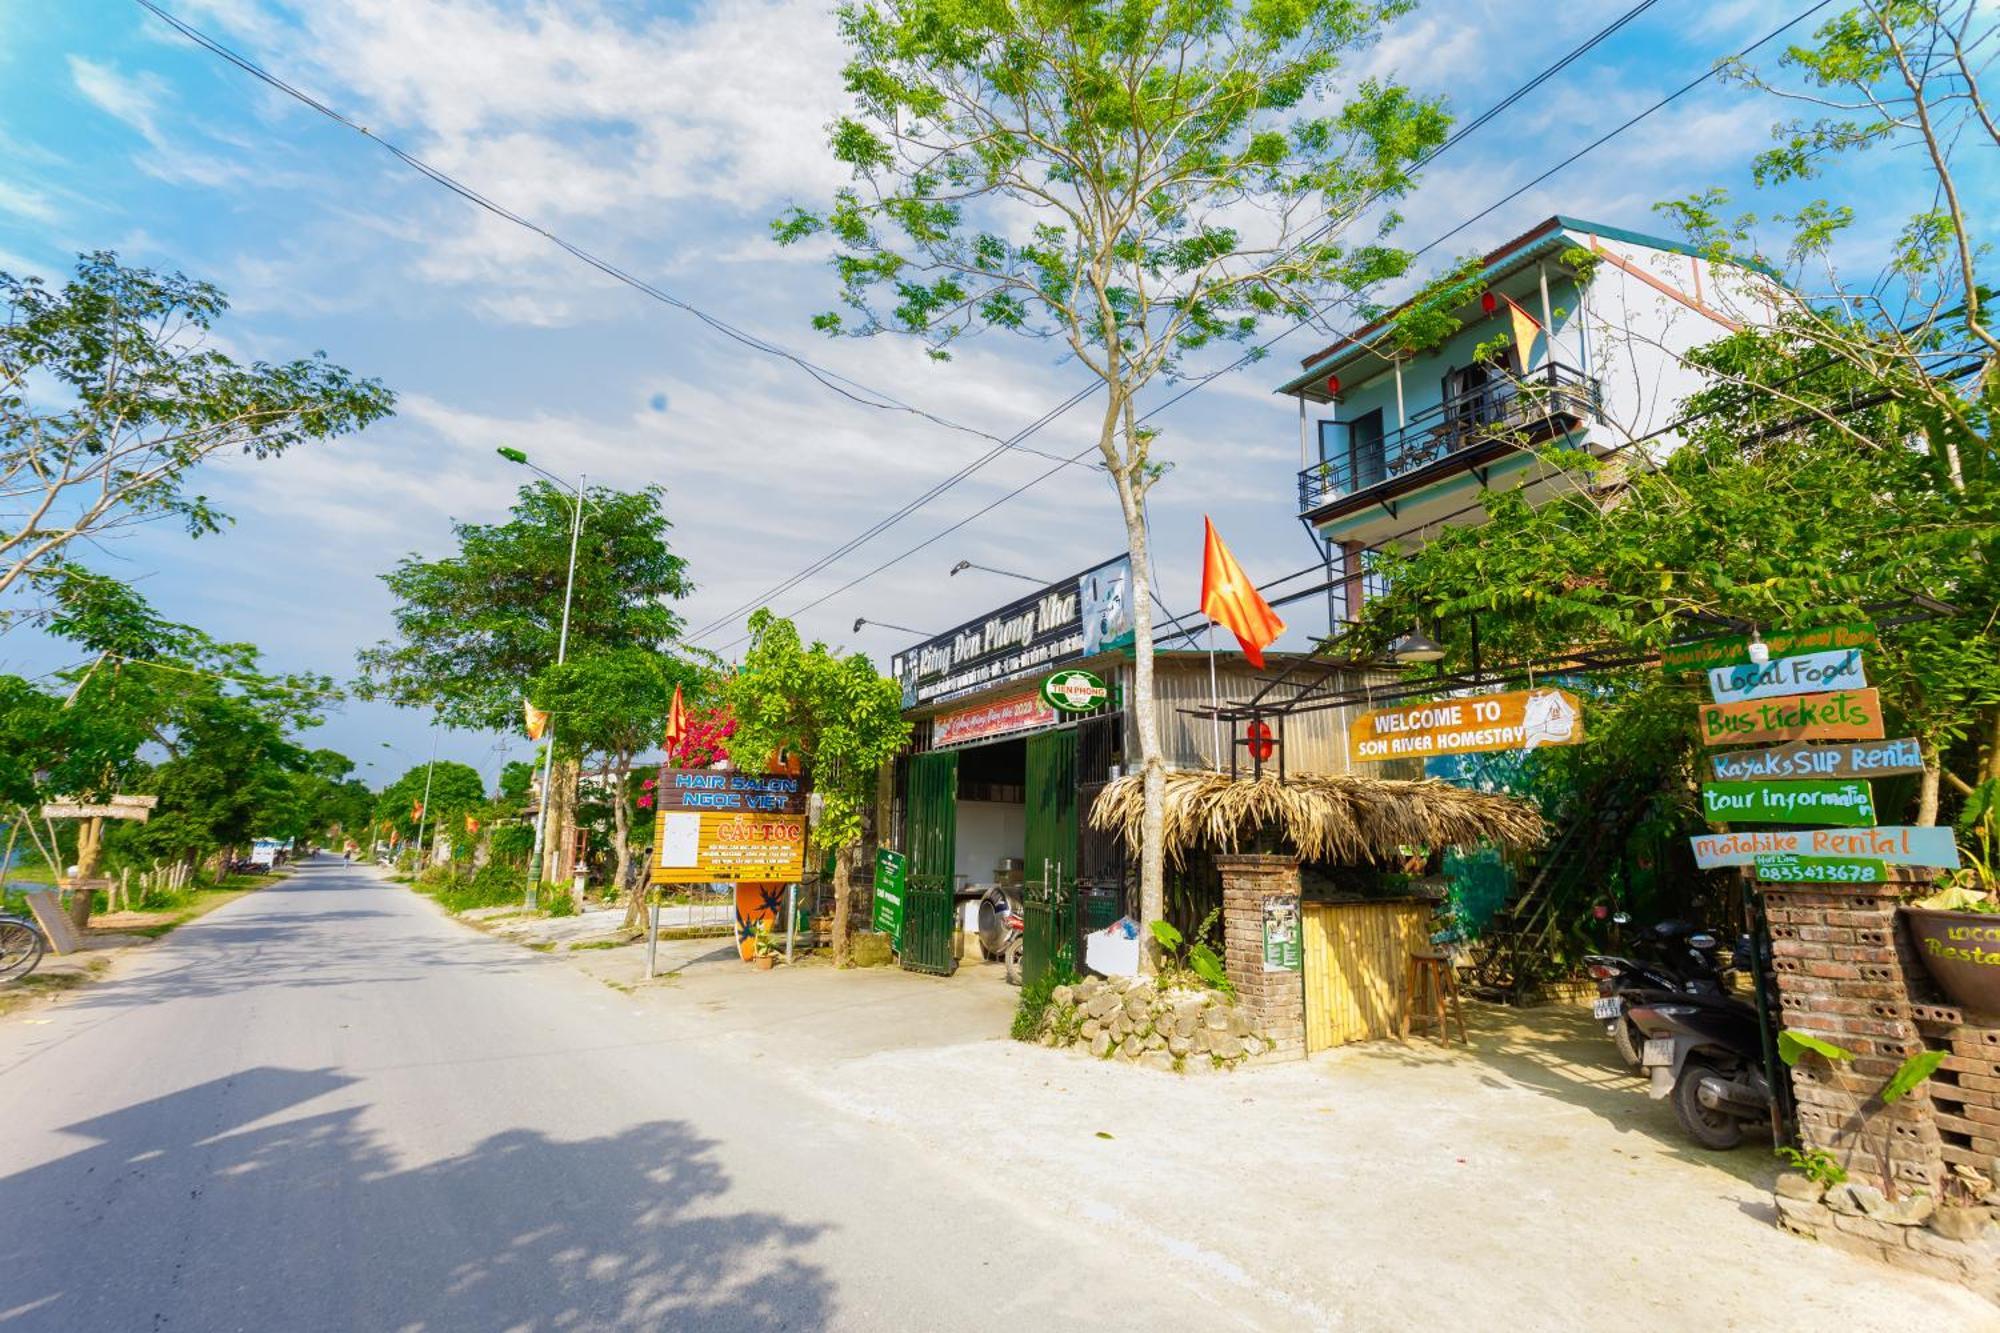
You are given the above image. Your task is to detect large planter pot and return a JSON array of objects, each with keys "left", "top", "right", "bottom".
[{"left": 1902, "top": 907, "right": 2000, "bottom": 1015}]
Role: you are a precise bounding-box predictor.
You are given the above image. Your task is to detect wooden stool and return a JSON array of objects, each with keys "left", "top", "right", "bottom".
[{"left": 1404, "top": 950, "right": 1468, "bottom": 1046}]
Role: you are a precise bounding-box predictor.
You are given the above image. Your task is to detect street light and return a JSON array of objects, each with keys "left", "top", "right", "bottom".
[
  {"left": 380, "top": 725, "right": 440, "bottom": 861},
  {"left": 949, "top": 559, "right": 1045, "bottom": 584},
  {"left": 1389, "top": 627, "right": 1446, "bottom": 665},
  {"left": 499, "top": 445, "right": 587, "bottom": 909},
  {"left": 852, "top": 616, "right": 936, "bottom": 639}
]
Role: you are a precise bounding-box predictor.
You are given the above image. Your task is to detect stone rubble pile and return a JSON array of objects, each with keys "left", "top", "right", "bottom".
[{"left": 1035, "top": 974, "right": 1272, "bottom": 1073}]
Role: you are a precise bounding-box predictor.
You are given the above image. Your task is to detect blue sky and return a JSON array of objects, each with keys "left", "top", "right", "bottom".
[{"left": 0, "top": 0, "right": 1950, "bottom": 789}]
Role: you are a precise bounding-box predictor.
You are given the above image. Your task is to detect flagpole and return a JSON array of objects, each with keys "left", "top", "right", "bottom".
[{"left": 1206, "top": 621, "right": 1221, "bottom": 770}]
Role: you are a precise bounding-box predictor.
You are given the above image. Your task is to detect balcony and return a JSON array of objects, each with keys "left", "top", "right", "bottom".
[{"left": 1297, "top": 361, "right": 1603, "bottom": 515}]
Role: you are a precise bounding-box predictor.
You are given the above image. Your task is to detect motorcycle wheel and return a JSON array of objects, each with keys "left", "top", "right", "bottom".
[
  {"left": 1671, "top": 1059, "right": 1746, "bottom": 1150},
  {"left": 1611, "top": 1016, "right": 1643, "bottom": 1069}
]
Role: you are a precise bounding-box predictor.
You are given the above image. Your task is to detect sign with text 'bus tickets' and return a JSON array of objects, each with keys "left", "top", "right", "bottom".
[
  {"left": 1696, "top": 688, "right": 1884, "bottom": 748},
  {"left": 1348, "top": 688, "right": 1583, "bottom": 765},
  {"left": 652, "top": 810, "right": 807, "bottom": 884}
]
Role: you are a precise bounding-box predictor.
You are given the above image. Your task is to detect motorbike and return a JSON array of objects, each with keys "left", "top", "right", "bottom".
[
  {"left": 976, "top": 885, "right": 1025, "bottom": 985},
  {"left": 1625, "top": 987, "right": 1774, "bottom": 1149},
  {"left": 1583, "top": 919, "right": 1731, "bottom": 1068}
]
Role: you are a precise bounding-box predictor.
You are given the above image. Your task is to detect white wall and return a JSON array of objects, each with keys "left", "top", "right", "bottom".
[{"left": 955, "top": 800, "right": 1025, "bottom": 886}]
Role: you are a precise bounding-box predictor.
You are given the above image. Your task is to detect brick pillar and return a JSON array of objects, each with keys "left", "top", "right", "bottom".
[
  {"left": 1763, "top": 880, "right": 1945, "bottom": 1192},
  {"left": 1216, "top": 854, "right": 1306, "bottom": 1060}
]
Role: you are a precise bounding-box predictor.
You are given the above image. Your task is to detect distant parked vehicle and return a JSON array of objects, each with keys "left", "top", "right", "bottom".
[{"left": 0, "top": 913, "right": 47, "bottom": 984}]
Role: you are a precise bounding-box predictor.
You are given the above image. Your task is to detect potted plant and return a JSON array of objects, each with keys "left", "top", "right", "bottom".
[
  {"left": 750, "top": 922, "right": 782, "bottom": 971},
  {"left": 1902, "top": 785, "right": 2000, "bottom": 1014}
]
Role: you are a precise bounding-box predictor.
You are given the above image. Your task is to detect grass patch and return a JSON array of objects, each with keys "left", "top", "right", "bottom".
[
  {"left": 0, "top": 958, "right": 108, "bottom": 1018},
  {"left": 525, "top": 941, "right": 556, "bottom": 953},
  {"left": 119, "top": 885, "right": 262, "bottom": 939},
  {"left": 567, "top": 939, "right": 627, "bottom": 951}
]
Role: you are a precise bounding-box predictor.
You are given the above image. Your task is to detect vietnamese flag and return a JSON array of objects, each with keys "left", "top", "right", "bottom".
[
  {"left": 662, "top": 683, "right": 688, "bottom": 757},
  {"left": 523, "top": 698, "right": 550, "bottom": 741},
  {"left": 1199, "top": 517, "right": 1286, "bottom": 668}
]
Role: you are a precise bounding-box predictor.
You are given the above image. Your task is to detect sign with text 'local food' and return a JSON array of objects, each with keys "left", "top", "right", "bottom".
[
  {"left": 1700, "top": 779, "right": 1875, "bottom": 826},
  {"left": 1348, "top": 688, "right": 1583, "bottom": 765},
  {"left": 1707, "top": 648, "right": 1865, "bottom": 704},
  {"left": 1697, "top": 688, "right": 1884, "bottom": 747},
  {"left": 1690, "top": 825, "right": 1959, "bottom": 870},
  {"left": 1708, "top": 737, "right": 1924, "bottom": 782}
]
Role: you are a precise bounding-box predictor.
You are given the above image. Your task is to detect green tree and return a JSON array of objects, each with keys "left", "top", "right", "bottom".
[
  {"left": 1, "top": 251, "right": 392, "bottom": 602},
  {"left": 372, "top": 762, "right": 487, "bottom": 856},
  {"left": 359, "top": 482, "right": 694, "bottom": 733},
  {"left": 531, "top": 649, "right": 713, "bottom": 923},
  {"left": 726, "top": 609, "right": 909, "bottom": 967},
  {"left": 779, "top": 0, "right": 1450, "bottom": 959}
]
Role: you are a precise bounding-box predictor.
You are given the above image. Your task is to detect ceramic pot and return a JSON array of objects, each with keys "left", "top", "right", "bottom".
[
  {"left": 1902, "top": 907, "right": 2000, "bottom": 1015},
  {"left": 755, "top": 954, "right": 775, "bottom": 971}
]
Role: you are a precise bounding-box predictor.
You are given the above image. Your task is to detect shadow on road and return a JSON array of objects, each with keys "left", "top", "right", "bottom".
[{"left": 0, "top": 1066, "right": 834, "bottom": 1329}]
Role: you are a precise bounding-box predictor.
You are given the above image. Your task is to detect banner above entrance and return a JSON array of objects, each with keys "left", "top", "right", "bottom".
[
  {"left": 892, "top": 555, "right": 1134, "bottom": 709},
  {"left": 933, "top": 690, "right": 1058, "bottom": 747}
]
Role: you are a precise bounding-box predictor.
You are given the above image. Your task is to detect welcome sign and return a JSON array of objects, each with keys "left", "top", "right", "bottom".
[
  {"left": 1708, "top": 649, "right": 1865, "bottom": 704},
  {"left": 1701, "top": 779, "right": 1875, "bottom": 826},
  {"left": 1348, "top": 688, "right": 1583, "bottom": 765}
]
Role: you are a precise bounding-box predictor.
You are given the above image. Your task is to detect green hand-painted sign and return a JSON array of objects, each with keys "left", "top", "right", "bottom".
[
  {"left": 873, "top": 847, "right": 907, "bottom": 947},
  {"left": 1701, "top": 778, "right": 1875, "bottom": 826},
  {"left": 1753, "top": 854, "right": 1888, "bottom": 884},
  {"left": 1663, "top": 621, "right": 1875, "bottom": 674}
]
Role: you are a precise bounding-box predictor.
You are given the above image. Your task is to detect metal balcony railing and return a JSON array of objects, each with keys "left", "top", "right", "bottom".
[{"left": 1298, "top": 361, "right": 1603, "bottom": 513}]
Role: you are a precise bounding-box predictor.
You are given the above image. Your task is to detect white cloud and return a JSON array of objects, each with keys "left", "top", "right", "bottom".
[{"left": 0, "top": 179, "right": 59, "bottom": 225}]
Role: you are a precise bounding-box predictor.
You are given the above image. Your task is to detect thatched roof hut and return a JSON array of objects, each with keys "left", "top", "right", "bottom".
[{"left": 1089, "top": 770, "right": 1545, "bottom": 867}]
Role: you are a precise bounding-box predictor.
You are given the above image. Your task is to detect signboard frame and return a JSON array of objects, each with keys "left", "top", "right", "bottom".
[
  {"left": 1348, "top": 687, "right": 1584, "bottom": 765},
  {"left": 873, "top": 848, "right": 907, "bottom": 948},
  {"left": 651, "top": 808, "right": 808, "bottom": 885}
]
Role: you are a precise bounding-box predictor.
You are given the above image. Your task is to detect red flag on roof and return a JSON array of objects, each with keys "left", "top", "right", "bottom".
[{"left": 1199, "top": 517, "right": 1286, "bottom": 669}]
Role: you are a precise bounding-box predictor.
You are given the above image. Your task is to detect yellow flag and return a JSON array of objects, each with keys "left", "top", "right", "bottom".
[{"left": 523, "top": 698, "right": 550, "bottom": 741}]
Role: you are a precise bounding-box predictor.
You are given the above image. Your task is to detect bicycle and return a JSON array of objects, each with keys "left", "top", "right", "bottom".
[{"left": 0, "top": 912, "right": 47, "bottom": 983}]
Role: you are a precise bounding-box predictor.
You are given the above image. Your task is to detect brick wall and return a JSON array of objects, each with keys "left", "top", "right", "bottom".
[
  {"left": 1764, "top": 881, "right": 1945, "bottom": 1189},
  {"left": 1912, "top": 1003, "right": 2000, "bottom": 1178},
  {"left": 1215, "top": 854, "right": 1306, "bottom": 1060}
]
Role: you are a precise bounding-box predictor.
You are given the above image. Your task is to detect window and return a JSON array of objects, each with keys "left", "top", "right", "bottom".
[{"left": 1347, "top": 408, "right": 1385, "bottom": 489}]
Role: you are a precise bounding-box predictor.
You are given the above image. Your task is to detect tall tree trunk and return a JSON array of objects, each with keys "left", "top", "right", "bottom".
[
  {"left": 1918, "top": 737, "right": 1943, "bottom": 826},
  {"left": 831, "top": 844, "right": 854, "bottom": 968},
  {"left": 74, "top": 816, "right": 105, "bottom": 880},
  {"left": 1104, "top": 394, "right": 1165, "bottom": 972}
]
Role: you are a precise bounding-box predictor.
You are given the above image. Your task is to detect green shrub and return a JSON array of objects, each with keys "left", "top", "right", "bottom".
[
  {"left": 1010, "top": 963, "right": 1078, "bottom": 1042},
  {"left": 424, "top": 861, "right": 528, "bottom": 914}
]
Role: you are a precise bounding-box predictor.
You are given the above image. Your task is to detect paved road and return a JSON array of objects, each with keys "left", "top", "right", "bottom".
[{"left": 0, "top": 858, "right": 1226, "bottom": 1331}]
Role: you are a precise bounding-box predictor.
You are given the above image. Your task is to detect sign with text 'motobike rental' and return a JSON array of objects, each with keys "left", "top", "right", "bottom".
[
  {"left": 1662, "top": 621, "right": 1875, "bottom": 674},
  {"left": 1689, "top": 825, "right": 1960, "bottom": 870},
  {"left": 652, "top": 808, "right": 807, "bottom": 884},
  {"left": 1700, "top": 779, "right": 1875, "bottom": 826},
  {"left": 1708, "top": 736, "right": 1924, "bottom": 782},
  {"left": 1697, "top": 688, "right": 1884, "bottom": 747},
  {"left": 1348, "top": 687, "right": 1583, "bottom": 765},
  {"left": 653, "top": 767, "right": 806, "bottom": 814}
]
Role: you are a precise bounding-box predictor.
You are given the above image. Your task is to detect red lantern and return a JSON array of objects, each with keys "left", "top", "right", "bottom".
[
  {"left": 1246, "top": 721, "right": 1276, "bottom": 762},
  {"left": 1480, "top": 291, "right": 1498, "bottom": 315},
  {"left": 1325, "top": 374, "right": 1340, "bottom": 398}
]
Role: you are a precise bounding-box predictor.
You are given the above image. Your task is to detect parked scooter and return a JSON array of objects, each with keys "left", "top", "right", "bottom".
[
  {"left": 1583, "top": 918, "right": 1731, "bottom": 1067},
  {"left": 976, "top": 885, "right": 1025, "bottom": 985},
  {"left": 1624, "top": 987, "right": 1774, "bottom": 1149}
]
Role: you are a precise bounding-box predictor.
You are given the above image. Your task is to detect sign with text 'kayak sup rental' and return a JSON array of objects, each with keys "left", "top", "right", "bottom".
[
  {"left": 1663, "top": 622, "right": 1875, "bottom": 674},
  {"left": 1700, "top": 779, "right": 1875, "bottom": 826},
  {"left": 1708, "top": 737, "right": 1925, "bottom": 782},
  {"left": 1697, "top": 688, "right": 1884, "bottom": 747},
  {"left": 1707, "top": 649, "right": 1866, "bottom": 704},
  {"left": 1690, "top": 825, "right": 1960, "bottom": 870},
  {"left": 1348, "top": 688, "right": 1584, "bottom": 764}
]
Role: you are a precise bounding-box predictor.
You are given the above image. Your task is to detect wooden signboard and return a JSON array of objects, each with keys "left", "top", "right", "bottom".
[
  {"left": 40, "top": 803, "right": 150, "bottom": 822},
  {"left": 1752, "top": 854, "right": 1887, "bottom": 885},
  {"left": 653, "top": 768, "right": 806, "bottom": 815},
  {"left": 1708, "top": 649, "right": 1865, "bottom": 704},
  {"left": 1663, "top": 622, "right": 1874, "bottom": 673},
  {"left": 651, "top": 811, "right": 806, "bottom": 884},
  {"left": 1709, "top": 737, "right": 1925, "bottom": 782},
  {"left": 21, "top": 890, "right": 82, "bottom": 955},
  {"left": 1348, "top": 687, "right": 1584, "bottom": 765},
  {"left": 1700, "top": 779, "right": 1874, "bottom": 826},
  {"left": 1690, "top": 825, "right": 1959, "bottom": 870},
  {"left": 1697, "top": 688, "right": 1884, "bottom": 747}
]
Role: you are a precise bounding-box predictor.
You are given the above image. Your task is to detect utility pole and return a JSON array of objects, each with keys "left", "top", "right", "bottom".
[
  {"left": 520, "top": 462, "right": 586, "bottom": 910},
  {"left": 414, "top": 717, "right": 439, "bottom": 866}
]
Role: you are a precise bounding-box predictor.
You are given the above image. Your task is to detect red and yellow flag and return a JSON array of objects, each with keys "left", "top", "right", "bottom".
[
  {"left": 1199, "top": 517, "right": 1286, "bottom": 669},
  {"left": 465, "top": 814, "right": 480, "bottom": 835},
  {"left": 662, "top": 683, "right": 688, "bottom": 757},
  {"left": 523, "top": 698, "right": 550, "bottom": 741},
  {"left": 1498, "top": 292, "right": 1542, "bottom": 366}
]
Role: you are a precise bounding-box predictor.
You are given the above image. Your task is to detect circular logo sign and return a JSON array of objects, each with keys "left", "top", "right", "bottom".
[{"left": 1041, "top": 669, "right": 1109, "bottom": 713}]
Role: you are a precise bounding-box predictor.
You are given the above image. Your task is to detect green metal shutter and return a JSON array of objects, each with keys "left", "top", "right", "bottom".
[
  {"left": 1021, "top": 729, "right": 1078, "bottom": 986},
  {"left": 901, "top": 749, "right": 958, "bottom": 976}
]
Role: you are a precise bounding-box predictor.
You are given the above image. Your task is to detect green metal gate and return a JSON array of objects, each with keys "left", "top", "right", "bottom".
[
  {"left": 901, "top": 749, "right": 958, "bottom": 976},
  {"left": 1021, "top": 728, "right": 1078, "bottom": 987}
]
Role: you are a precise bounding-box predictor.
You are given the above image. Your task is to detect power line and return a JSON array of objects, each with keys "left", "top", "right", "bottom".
[
  {"left": 693, "top": 0, "right": 1690, "bottom": 643},
  {"left": 131, "top": 0, "right": 1089, "bottom": 474},
  {"left": 714, "top": 0, "right": 1836, "bottom": 651}
]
